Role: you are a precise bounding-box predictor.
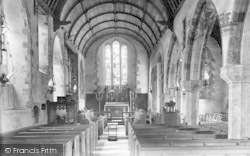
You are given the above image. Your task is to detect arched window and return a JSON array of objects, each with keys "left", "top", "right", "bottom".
[{"left": 105, "top": 41, "right": 127, "bottom": 87}]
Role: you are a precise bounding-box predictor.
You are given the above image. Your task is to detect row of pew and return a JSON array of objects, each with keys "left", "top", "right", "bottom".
[
  {"left": 128, "top": 123, "right": 250, "bottom": 156},
  {"left": 0, "top": 115, "right": 107, "bottom": 156}
]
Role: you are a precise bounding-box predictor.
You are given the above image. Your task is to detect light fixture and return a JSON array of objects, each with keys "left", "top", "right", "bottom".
[
  {"left": 175, "top": 76, "right": 180, "bottom": 91},
  {"left": 73, "top": 84, "right": 77, "bottom": 93},
  {"left": 96, "top": 92, "right": 103, "bottom": 112},
  {"left": 203, "top": 71, "right": 210, "bottom": 86},
  {"left": 0, "top": 73, "right": 9, "bottom": 84},
  {"left": 1, "top": 14, "right": 9, "bottom": 52},
  {"left": 172, "top": 97, "right": 176, "bottom": 103},
  {"left": 182, "top": 87, "right": 186, "bottom": 95},
  {"left": 47, "top": 78, "right": 55, "bottom": 94}
]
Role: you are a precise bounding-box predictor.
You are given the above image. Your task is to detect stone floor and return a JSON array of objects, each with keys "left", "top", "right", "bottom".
[{"left": 93, "top": 124, "right": 130, "bottom": 156}]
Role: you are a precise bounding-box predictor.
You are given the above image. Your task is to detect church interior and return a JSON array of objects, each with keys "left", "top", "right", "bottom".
[{"left": 0, "top": 0, "right": 250, "bottom": 155}]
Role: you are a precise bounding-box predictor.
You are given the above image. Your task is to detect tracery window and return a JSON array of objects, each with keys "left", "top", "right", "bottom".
[{"left": 105, "top": 41, "right": 127, "bottom": 87}]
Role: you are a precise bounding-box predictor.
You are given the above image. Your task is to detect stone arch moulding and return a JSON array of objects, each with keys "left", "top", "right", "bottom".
[
  {"left": 166, "top": 34, "right": 178, "bottom": 89},
  {"left": 19, "top": 0, "right": 32, "bottom": 33},
  {"left": 52, "top": 32, "right": 67, "bottom": 102},
  {"left": 51, "top": 30, "right": 68, "bottom": 77},
  {"left": 184, "top": 0, "right": 218, "bottom": 81},
  {"left": 88, "top": 34, "right": 141, "bottom": 58},
  {"left": 229, "top": 0, "right": 250, "bottom": 65},
  {"left": 95, "top": 36, "right": 138, "bottom": 90}
]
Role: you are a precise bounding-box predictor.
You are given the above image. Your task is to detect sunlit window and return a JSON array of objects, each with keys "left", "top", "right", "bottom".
[
  {"left": 121, "top": 45, "right": 127, "bottom": 85},
  {"left": 105, "top": 45, "right": 112, "bottom": 85},
  {"left": 105, "top": 41, "right": 127, "bottom": 87}
]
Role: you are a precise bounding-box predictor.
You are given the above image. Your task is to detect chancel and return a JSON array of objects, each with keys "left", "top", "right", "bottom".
[{"left": 1, "top": 0, "right": 250, "bottom": 156}]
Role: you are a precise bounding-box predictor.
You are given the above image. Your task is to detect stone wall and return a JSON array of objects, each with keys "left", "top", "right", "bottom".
[
  {"left": 78, "top": 53, "right": 86, "bottom": 110},
  {"left": 0, "top": 0, "right": 51, "bottom": 133},
  {"left": 149, "top": 0, "right": 234, "bottom": 116},
  {"left": 85, "top": 35, "right": 148, "bottom": 93}
]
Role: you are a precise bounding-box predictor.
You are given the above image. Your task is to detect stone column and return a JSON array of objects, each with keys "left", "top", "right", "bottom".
[
  {"left": 183, "top": 80, "right": 202, "bottom": 125},
  {"left": 176, "top": 89, "right": 181, "bottom": 111},
  {"left": 164, "top": 88, "right": 171, "bottom": 102},
  {"left": 221, "top": 65, "right": 250, "bottom": 139}
]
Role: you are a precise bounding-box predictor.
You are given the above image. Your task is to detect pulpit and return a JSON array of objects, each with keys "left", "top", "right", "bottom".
[
  {"left": 47, "top": 97, "right": 77, "bottom": 124},
  {"left": 104, "top": 102, "right": 129, "bottom": 118},
  {"left": 162, "top": 112, "right": 180, "bottom": 126}
]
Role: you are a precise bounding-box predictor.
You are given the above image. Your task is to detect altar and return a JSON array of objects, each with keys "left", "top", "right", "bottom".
[{"left": 104, "top": 102, "right": 129, "bottom": 118}]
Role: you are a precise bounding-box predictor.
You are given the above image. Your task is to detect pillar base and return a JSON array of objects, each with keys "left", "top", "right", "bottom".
[
  {"left": 183, "top": 80, "right": 202, "bottom": 125},
  {"left": 221, "top": 65, "right": 250, "bottom": 139}
]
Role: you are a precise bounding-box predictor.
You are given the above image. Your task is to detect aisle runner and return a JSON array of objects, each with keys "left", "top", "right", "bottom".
[{"left": 93, "top": 125, "right": 130, "bottom": 156}]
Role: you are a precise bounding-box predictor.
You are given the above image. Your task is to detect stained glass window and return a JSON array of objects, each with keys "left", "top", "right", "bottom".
[
  {"left": 105, "top": 41, "right": 127, "bottom": 87},
  {"left": 121, "top": 45, "right": 127, "bottom": 85},
  {"left": 112, "top": 41, "right": 120, "bottom": 86},
  {"left": 105, "top": 45, "right": 112, "bottom": 85}
]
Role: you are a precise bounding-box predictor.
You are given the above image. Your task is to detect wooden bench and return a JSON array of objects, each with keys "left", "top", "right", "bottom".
[
  {"left": 1, "top": 135, "right": 77, "bottom": 156},
  {"left": 0, "top": 122, "right": 99, "bottom": 156},
  {"left": 128, "top": 122, "right": 250, "bottom": 156},
  {"left": 1, "top": 140, "right": 71, "bottom": 156},
  {"left": 38, "top": 123, "right": 98, "bottom": 153},
  {"left": 37, "top": 124, "right": 95, "bottom": 156},
  {"left": 137, "top": 144, "right": 250, "bottom": 156},
  {"left": 16, "top": 131, "right": 89, "bottom": 156},
  {"left": 97, "top": 115, "right": 107, "bottom": 136}
]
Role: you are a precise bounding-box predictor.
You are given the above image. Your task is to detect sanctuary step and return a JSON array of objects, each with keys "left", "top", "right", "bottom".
[
  {"left": 107, "top": 117, "right": 125, "bottom": 125},
  {"left": 99, "top": 125, "right": 128, "bottom": 140},
  {"left": 94, "top": 125, "right": 129, "bottom": 156}
]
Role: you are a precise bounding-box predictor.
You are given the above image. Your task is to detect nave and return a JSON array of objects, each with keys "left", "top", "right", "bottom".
[
  {"left": 1, "top": 0, "right": 250, "bottom": 155},
  {"left": 93, "top": 124, "right": 129, "bottom": 156},
  {"left": 2, "top": 112, "right": 248, "bottom": 156}
]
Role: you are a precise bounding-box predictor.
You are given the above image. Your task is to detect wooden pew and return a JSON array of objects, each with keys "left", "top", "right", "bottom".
[
  {"left": 131, "top": 135, "right": 250, "bottom": 156},
  {"left": 128, "top": 122, "right": 250, "bottom": 156},
  {"left": 38, "top": 123, "right": 98, "bottom": 154},
  {"left": 0, "top": 123, "right": 96, "bottom": 156},
  {"left": 2, "top": 134, "right": 81, "bottom": 156},
  {"left": 1, "top": 141, "right": 71, "bottom": 156},
  {"left": 0, "top": 118, "right": 103, "bottom": 156},
  {"left": 23, "top": 128, "right": 90, "bottom": 156},
  {"left": 137, "top": 139, "right": 250, "bottom": 146},
  {"left": 36, "top": 124, "right": 93, "bottom": 156},
  {"left": 138, "top": 145, "right": 250, "bottom": 156},
  {"left": 97, "top": 115, "right": 108, "bottom": 136},
  {"left": 1, "top": 135, "right": 76, "bottom": 156}
]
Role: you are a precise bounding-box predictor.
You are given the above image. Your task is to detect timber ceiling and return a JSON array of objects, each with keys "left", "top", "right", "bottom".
[{"left": 36, "top": 0, "right": 185, "bottom": 56}]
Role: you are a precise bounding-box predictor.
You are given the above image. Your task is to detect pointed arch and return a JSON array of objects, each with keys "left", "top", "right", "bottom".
[{"left": 104, "top": 40, "right": 128, "bottom": 87}]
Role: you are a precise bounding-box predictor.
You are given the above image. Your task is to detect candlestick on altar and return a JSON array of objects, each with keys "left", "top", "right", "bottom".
[{"left": 96, "top": 92, "right": 103, "bottom": 112}]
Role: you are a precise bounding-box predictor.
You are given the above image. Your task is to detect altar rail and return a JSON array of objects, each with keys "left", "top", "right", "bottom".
[
  {"left": 128, "top": 122, "right": 250, "bottom": 156},
  {"left": 199, "top": 113, "right": 228, "bottom": 123},
  {"left": 0, "top": 117, "right": 104, "bottom": 156}
]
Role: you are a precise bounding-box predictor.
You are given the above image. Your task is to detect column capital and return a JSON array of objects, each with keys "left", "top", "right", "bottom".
[
  {"left": 220, "top": 65, "right": 250, "bottom": 83},
  {"left": 183, "top": 80, "right": 202, "bottom": 92}
]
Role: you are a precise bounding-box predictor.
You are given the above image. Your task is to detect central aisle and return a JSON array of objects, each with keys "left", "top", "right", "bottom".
[{"left": 93, "top": 124, "right": 130, "bottom": 156}]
